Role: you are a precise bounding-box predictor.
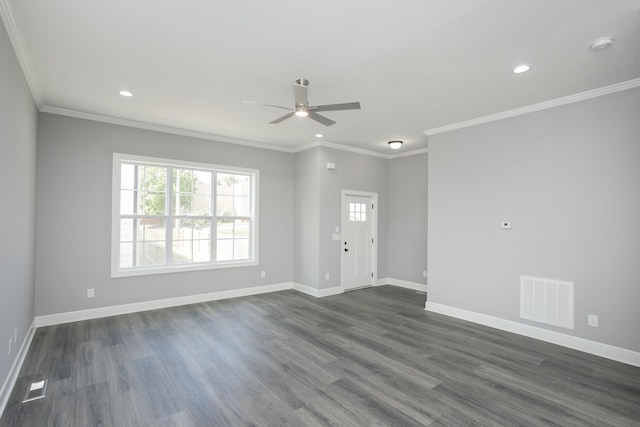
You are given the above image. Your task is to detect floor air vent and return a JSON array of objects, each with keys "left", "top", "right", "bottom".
[
  {"left": 23, "top": 379, "right": 47, "bottom": 403},
  {"left": 520, "top": 276, "right": 574, "bottom": 330}
]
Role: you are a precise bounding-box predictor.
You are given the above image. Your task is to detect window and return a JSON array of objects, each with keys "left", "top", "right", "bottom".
[
  {"left": 349, "top": 202, "right": 367, "bottom": 222},
  {"left": 112, "top": 153, "right": 258, "bottom": 277}
]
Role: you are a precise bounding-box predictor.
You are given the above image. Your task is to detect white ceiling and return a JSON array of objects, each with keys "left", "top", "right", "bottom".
[{"left": 4, "top": 0, "right": 640, "bottom": 154}]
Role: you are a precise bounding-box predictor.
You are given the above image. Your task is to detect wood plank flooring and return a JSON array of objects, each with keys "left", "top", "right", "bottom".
[{"left": 2, "top": 286, "right": 639, "bottom": 426}]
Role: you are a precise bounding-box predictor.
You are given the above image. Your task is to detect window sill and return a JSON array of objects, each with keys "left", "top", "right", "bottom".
[{"left": 111, "top": 260, "right": 259, "bottom": 279}]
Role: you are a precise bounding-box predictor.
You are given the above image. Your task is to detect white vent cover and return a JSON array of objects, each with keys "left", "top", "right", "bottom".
[{"left": 520, "top": 276, "right": 574, "bottom": 330}]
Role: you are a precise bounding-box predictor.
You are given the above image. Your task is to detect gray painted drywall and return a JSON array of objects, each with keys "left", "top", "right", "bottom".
[
  {"left": 0, "top": 21, "right": 37, "bottom": 389},
  {"left": 35, "top": 113, "right": 293, "bottom": 316},
  {"left": 293, "top": 147, "right": 321, "bottom": 289},
  {"left": 318, "top": 147, "right": 389, "bottom": 289},
  {"left": 388, "top": 153, "right": 428, "bottom": 284},
  {"left": 428, "top": 87, "right": 640, "bottom": 352}
]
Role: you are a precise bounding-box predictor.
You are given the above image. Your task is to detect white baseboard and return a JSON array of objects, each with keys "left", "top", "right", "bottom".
[
  {"left": 425, "top": 302, "right": 640, "bottom": 368},
  {"left": 0, "top": 319, "right": 36, "bottom": 417},
  {"left": 376, "top": 277, "right": 427, "bottom": 292},
  {"left": 293, "top": 283, "right": 343, "bottom": 298},
  {"left": 35, "top": 282, "right": 294, "bottom": 327}
]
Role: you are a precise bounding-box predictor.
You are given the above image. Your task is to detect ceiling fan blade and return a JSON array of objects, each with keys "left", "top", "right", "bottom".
[
  {"left": 308, "top": 111, "right": 336, "bottom": 127},
  {"left": 310, "top": 102, "right": 361, "bottom": 112},
  {"left": 293, "top": 82, "right": 308, "bottom": 107},
  {"left": 269, "top": 112, "right": 296, "bottom": 124},
  {"left": 242, "top": 100, "right": 292, "bottom": 111}
]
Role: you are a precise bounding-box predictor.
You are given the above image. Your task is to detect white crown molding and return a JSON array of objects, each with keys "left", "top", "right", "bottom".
[
  {"left": 424, "top": 78, "right": 640, "bottom": 136},
  {"left": 294, "top": 140, "right": 428, "bottom": 160},
  {"left": 40, "top": 106, "right": 296, "bottom": 153},
  {"left": 425, "top": 301, "right": 640, "bottom": 367},
  {"left": 0, "top": 319, "right": 36, "bottom": 416},
  {"left": 389, "top": 147, "right": 429, "bottom": 159},
  {"left": 0, "top": 0, "right": 43, "bottom": 107}
]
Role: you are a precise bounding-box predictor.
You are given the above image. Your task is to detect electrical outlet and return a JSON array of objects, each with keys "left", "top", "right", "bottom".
[
  {"left": 588, "top": 314, "right": 599, "bottom": 327},
  {"left": 422, "top": 270, "right": 428, "bottom": 278},
  {"left": 260, "top": 271, "right": 266, "bottom": 278},
  {"left": 87, "top": 288, "right": 95, "bottom": 298},
  {"left": 8, "top": 338, "right": 12, "bottom": 356},
  {"left": 325, "top": 273, "right": 330, "bottom": 280}
]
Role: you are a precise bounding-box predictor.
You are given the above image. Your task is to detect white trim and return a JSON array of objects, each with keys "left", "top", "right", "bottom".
[
  {"left": 40, "top": 106, "right": 294, "bottom": 153},
  {"left": 376, "top": 277, "right": 427, "bottom": 292},
  {"left": 295, "top": 141, "right": 389, "bottom": 159},
  {"left": 424, "top": 302, "right": 640, "bottom": 368},
  {"left": 0, "top": 0, "right": 43, "bottom": 108},
  {"left": 293, "top": 283, "right": 343, "bottom": 298},
  {"left": 0, "top": 319, "right": 36, "bottom": 416},
  {"left": 35, "top": 282, "right": 294, "bottom": 327},
  {"left": 424, "top": 78, "right": 640, "bottom": 136},
  {"left": 388, "top": 148, "right": 429, "bottom": 159}
]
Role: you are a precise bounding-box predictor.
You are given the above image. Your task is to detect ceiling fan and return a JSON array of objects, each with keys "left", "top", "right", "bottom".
[{"left": 244, "top": 78, "right": 361, "bottom": 126}]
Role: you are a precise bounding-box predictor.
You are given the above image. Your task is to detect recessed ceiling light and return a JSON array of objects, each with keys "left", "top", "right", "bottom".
[
  {"left": 119, "top": 90, "right": 133, "bottom": 97},
  {"left": 315, "top": 133, "right": 324, "bottom": 138},
  {"left": 512, "top": 64, "right": 531, "bottom": 74},
  {"left": 388, "top": 140, "right": 403, "bottom": 150},
  {"left": 590, "top": 36, "right": 614, "bottom": 51}
]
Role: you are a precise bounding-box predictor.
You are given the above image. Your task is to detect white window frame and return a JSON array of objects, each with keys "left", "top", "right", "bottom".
[{"left": 111, "top": 153, "right": 259, "bottom": 278}]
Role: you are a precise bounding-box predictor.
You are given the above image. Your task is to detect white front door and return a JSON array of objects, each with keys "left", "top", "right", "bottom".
[{"left": 342, "top": 193, "right": 376, "bottom": 291}]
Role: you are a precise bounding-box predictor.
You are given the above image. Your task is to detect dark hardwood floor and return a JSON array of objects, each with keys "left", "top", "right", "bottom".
[{"left": 2, "top": 286, "right": 639, "bottom": 426}]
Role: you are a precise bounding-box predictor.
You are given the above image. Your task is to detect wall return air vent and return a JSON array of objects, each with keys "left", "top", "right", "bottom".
[{"left": 520, "top": 275, "right": 574, "bottom": 330}]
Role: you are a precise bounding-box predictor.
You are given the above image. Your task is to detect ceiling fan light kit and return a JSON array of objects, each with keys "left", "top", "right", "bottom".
[
  {"left": 388, "top": 140, "right": 403, "bottom": 150},
  {"left": 245, "top": 78, "right": 361, "bottom": 126}
]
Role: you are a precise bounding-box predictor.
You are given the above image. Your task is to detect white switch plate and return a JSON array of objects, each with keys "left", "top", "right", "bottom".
[
  {"left": 422, "top": 270, "right": 427, "bottom": 278},
  {"left": 87, "top": 288, "right": 95, "bottom": 298},
  {"left": 325, "top": 273, "right": 330, "bottom": 280},
  {"left": 501, "top": 221, "right": 512, "bottom": 229},
  {"left": 334, "top": 226, "right": 340, "bottom": 233},
  {"left": 588, "top": 314, "right": 598, "bottom": 327},
  {"left": 261, "top": 271, "right": 266, "bottom": 278}
]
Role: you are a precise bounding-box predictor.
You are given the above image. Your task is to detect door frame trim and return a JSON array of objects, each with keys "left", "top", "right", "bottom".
[{"left": 340, "top": 190, "right": 378, "bottom": 292}]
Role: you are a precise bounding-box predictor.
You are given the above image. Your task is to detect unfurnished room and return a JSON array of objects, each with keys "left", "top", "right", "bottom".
[{"left": 1, "top": 1, "right": 639, "bottom": 426}]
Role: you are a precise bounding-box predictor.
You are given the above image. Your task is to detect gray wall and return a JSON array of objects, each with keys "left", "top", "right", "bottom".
[
  {"left": 428, "top": 88, "right": 640, "bottom": 352},
  {"left": 35, "top": 114, "right": 294, "bottom": 316},
  {"left": 293, "top": 147, "right": 320, "bottom": 288},
  {"left": 0, "top": 22, "right": 37, "bottom": 387},
  {"left": 388, "top": 153, "right": 428, "bottom": 284},
  {"left": 318, "top": 147, "right": 389, "bottom": 289}
]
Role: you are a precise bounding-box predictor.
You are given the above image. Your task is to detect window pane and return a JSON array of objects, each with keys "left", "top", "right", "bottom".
[
  {"left": 120, "top": 242, "right": 133, "bottom": 268},
  {"left": 217, "top": 219, "right": 233, "bottom": 238},
  {"left": 217, "top": 239, "right": 233, "bottom": 261},
  {"left": 234, "top": 174, "right": 250, "bottom": 196},
  {"left": 192, "top": 194, "right": 211, "bottom": 216},
  {"left": 216, "top": 195, "right": 233, "bottom": 216},
  {"left": 138, "top": 166, "right": 167, "bottom": 215},
  {"left": 120, "top": 218, "right": 134, "bottom": 242},
  {"left": 217, "top": 173, "right": 234, "bottom": 195},
  {"left": 172, "top": 218, "right": 211, "bottom": 265},
  {"left": 120, "top": 190, "right": 135, "bottom": 215},
  {"left": 136, "top": 241, "right": 166, "bottom": 266},
  {"left": 234, "top": 196, "right": 250, "bottom": 216},
  {"left": 234, "top": 239, "right": 249, "bottom": 260},
  {"left": 234, "top": 219, "right": 249, "bottom": 238},
  {"left": 121, "top": 164, "right": 135, "bottom": 190},
  {"left": 136, "top": 218, "right": 166, "bottom": 241}
]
